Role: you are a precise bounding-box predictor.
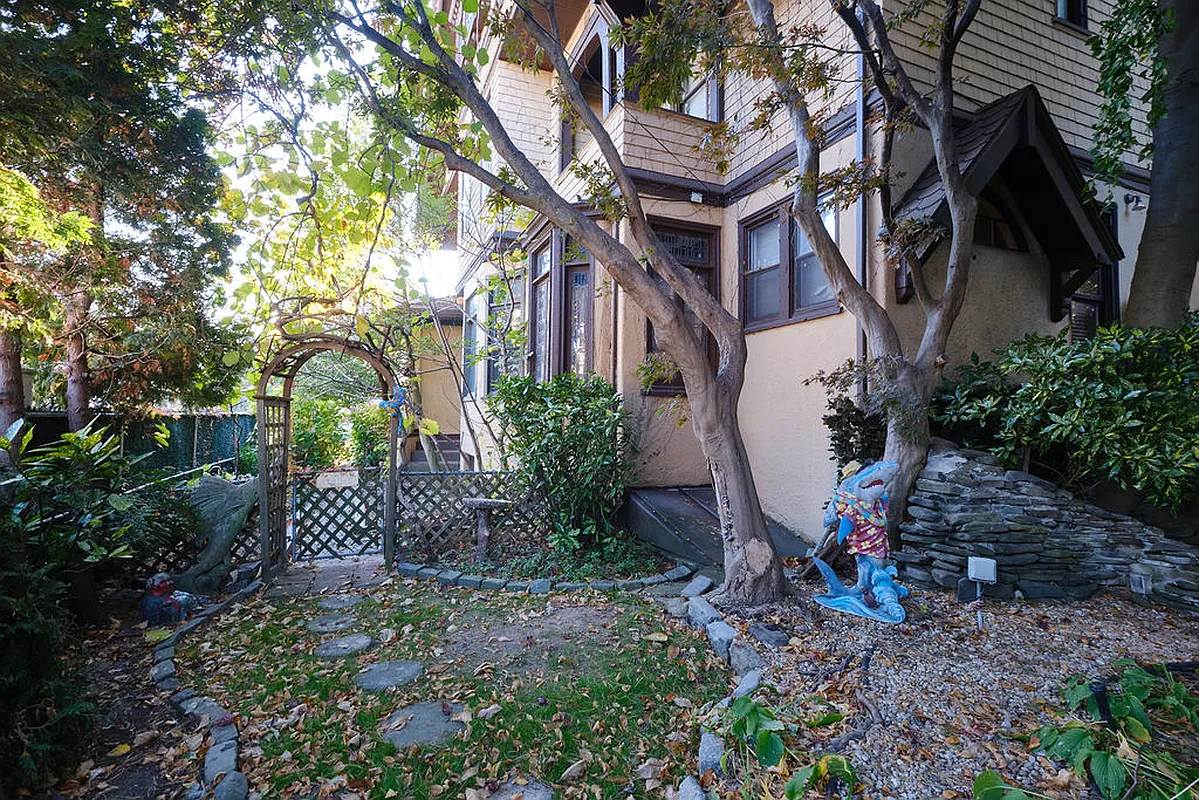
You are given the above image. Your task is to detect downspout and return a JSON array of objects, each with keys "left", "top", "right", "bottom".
[{"left": 855, "top": 48, "right": 869, "bottom": 395}]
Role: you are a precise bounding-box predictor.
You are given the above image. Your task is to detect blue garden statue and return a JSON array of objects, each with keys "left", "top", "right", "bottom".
[
  {"left": 379, "top": 386, "right": 407, "bottom": 418},
  {"left": 811, "top": 461, "right": 909, "bottom": 623}
]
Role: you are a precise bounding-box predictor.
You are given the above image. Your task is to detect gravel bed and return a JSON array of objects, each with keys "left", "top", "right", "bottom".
[{"left": 755, "top": 588, "right": 1199, "bottom": 798}]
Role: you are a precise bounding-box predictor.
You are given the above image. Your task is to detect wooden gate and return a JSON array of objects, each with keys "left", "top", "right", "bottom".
[{"left": 291, "top": 467, "right": 385, "bottom": 560}]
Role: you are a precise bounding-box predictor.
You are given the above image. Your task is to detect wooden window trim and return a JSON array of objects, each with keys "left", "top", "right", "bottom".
[
  {"left": 738, "top": 202, "right": 841, "bottom": 334},
  {"left": 1053, "top": 0, "right": 1088, "bottom": 32},
  {"left": 527, "top": 238, "right": 555, "bottom": 382},
  {"left": 644, "top": 217, "right": 720, "bottom": 396}
]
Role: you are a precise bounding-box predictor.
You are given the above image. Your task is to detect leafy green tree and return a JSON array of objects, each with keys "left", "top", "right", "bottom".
[
  {"left": 0, "top": 0, "right": 242, "bottom": 427},
  {"left": 1092, "top": 0, "right": 1198, "bottom": 329},
  {"left": 0, "top": 167, "right": 93, "bottom": 432}
]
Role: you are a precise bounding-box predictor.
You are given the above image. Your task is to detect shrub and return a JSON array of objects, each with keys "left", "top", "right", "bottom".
[
  {"left": 488, "top": 374, "right": 634, "bottom": 552},
  {"left": 933, "top": 317, "right": 1199, "bottom": 509},
  {"left": 348, "top": 403, "right": 390, "bottom": 466},
  {"left": 291, "top": 397, "right": 347, "bottom": 469},
  {"left": 804, "top": 359, "right": 890, "bottom": 468}
]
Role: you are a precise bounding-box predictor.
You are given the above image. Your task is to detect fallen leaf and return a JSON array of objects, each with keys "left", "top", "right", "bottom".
[
  {"left": 107, "top": 744, "right": 131, "bottom": 757},
  {"left": 477, "top": 704, "right": 502, "bottom": 720},
  {"left": 560, "top": 759, "right": 588, "bottom": 783}
]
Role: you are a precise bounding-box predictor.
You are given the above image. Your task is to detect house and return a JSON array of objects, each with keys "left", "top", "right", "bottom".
[{"left": 450, "top": 0, "right": 1197, "bottom": 542}]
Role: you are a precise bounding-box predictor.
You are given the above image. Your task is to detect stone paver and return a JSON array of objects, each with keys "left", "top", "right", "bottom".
[
  {"left": 680, "top": 574, "right": 713, "bottom": 598},
  {"left": 705, "top": 621, "right": 735, "bottom": 661},
  {"left": 379, "top": 701, "right": 466, "bottom": 748},
  {"left": 490, "top": 778, "right": 555, "bottom": 799},
  {"left": 316, "top": 594, "right": 363, "bottom": 611},
  {"left": 214, "top": 771, "right": 249, "bottom": 800},
  {"left": 306, "top": 614, "right": 355, "bottom": 634},
  {"left": 314, "top": 633, "right": 374, "bottom": 658},
  {"left": 355, "top": 661, "right": 424, "bottom": 691},
  {"left": 730, "top": 641, "right": 765, "bottom": 675},
  {"left": 699, "top": 731, "right": 724, "bottom": 776},
  {"left": 686, "top": 597, "right": 722, "bottom": 628}
]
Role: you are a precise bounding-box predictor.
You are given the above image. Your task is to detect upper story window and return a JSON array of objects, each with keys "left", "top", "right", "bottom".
[
  {"left": 740, "top": 203, "right": 838, "bottom": 332},
  {"left": 1056, "top": 0, "right": 1087, "bottom": 28},
  {"left": 676, "top": 67, "right": 721, "bottom": 122}
]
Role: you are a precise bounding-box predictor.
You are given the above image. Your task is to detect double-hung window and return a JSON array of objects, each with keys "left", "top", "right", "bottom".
[
  {"left": 463, "top": 291, "right": 482, "bottom": 396},
  {"left": 741, "top": 203, "right": 838, "bottom": 331}
]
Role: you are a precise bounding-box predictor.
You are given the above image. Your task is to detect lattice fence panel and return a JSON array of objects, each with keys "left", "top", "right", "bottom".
[
  {"left": 291, "top": 468, "right": 385, "bottom": 560},
  {"left": 395, "top": 471, "right": 544, "bottom": 555},
  {"left": 260, "top": 397, "right": 289, "bottom": 572}
]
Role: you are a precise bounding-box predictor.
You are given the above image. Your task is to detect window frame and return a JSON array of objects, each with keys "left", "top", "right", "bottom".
[
  {"left": 562, "top": 237, "right": 595, "bottom": 376},
  {"left": 462, "top": 291, "right": 482, "bottom": 397},
  {"left": 527, "top": 240, "right": 554, "bottom": 382},
  {"left": 486, "top": 276, "right": 524, "bottom": 394},
  {"left": 644, "top": 219, "right": 721, "bottom": 396},
  {"left": 674, "top": 66, "right": 723, "bottom": 123},
  {"left": 1054, "top": 0, "right": 1087, "bottom": 30},
  {"left": 739, "top": 201, "right": 840, "bottom": 333}
]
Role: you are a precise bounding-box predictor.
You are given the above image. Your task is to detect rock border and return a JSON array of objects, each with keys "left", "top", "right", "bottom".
[
  {"left": 395, "top": 560, "right": 695, "bottom": 594},
  {"left": 151, "top": 578, "right": 263, "bottom": 800}
]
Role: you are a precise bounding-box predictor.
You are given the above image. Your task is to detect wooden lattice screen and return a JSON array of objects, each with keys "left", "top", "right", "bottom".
[
  {"left": 395, "top": 471, "right": 543, "bottom": 556},
  {"left": 291, "top": 468, "right": 385, "bottom": 560},
  {"left": 146, "top": 508, "right": 260, "bottom": 575},
  {"left": 257, "top": 396, "right": 290, "bottom": 579}
]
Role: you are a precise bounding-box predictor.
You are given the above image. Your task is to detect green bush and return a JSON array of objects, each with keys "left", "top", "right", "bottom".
[
  {"left": 348, "top": 404, "right": 390, "bottom": 466},
  {"left": 933, "top": 317, "right": 1199, "bottom": 509},
  {"left": 291, "top": 397, "right": 348, "bottom": 469},
  {"left": 488, "top": 374, "right": 634, "bottom": 552}
]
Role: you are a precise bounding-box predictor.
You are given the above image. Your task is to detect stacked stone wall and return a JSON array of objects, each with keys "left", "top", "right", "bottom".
[{"left": 895, "top": 441, "right": 1199, "bottom": 613}]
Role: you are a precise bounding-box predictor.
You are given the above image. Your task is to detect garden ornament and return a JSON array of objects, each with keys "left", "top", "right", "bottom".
[
  {"left": 812, "top": 460, "right": 909, "bottom": 624},
  {"left": 140, "top": 573, "right": 206, "bottom": 624},
  {"left": 379, "top": 386, "right": 408, "bottom": 418}
]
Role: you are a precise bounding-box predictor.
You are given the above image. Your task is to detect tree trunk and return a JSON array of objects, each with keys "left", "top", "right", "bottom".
[
  {"left": 1123, "top": 0, "right": 1199, "bottom": 329},
  {"left": 881, "top": 362, "right": 936, "bottom": 550},
  {"left": 690, "top": 378, "right": 787, "bottom": 606},
  {"left": 64, "top": 290, "right": 93, "bottom": 432},
  {"left": 0, "top": 328, "right": 25, "bottom": 434}
]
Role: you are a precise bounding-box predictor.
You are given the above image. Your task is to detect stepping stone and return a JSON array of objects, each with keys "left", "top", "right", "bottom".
[
  {"left": 379, "top": 701, "right": 465, "bottom": 748},
  {"left": 317, "top": 594, "right": 363, "bottom": 611},
  {"left": 307, "top": 614, "right": 355, "bottom": 634},
  {"left": 356, "top": 661, "right": 424, "bottom": 691},
  {"left": 314, "top": 634, "right": 374, "bottom": 658},
  {"left": 490, "top": 778, "right": 555, "bottom": 799}
]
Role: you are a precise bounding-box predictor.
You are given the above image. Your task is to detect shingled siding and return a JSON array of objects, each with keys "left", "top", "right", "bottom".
[
  {"left": 895, "top": 441, "right": 1199, "bottom": 614},
  {"left": 889, "top": 0, "right": 1151, "bottom": 161}
]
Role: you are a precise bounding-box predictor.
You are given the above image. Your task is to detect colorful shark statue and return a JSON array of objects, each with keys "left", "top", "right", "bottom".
[{"left": 812, "top": 461, "right": 909, "bottom": 624}]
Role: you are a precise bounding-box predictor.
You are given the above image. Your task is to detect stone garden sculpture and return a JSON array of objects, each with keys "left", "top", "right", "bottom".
[
  {"left": 173, "top": 475, "right": 259, "bottom": 595},
  {"left": 812, "top": 461, "right": 909, "bottom": 623}
]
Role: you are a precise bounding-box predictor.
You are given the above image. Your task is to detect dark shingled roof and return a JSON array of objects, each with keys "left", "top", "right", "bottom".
[{"left": 893, "top": 85, "right": 1122, "bottom": 266}]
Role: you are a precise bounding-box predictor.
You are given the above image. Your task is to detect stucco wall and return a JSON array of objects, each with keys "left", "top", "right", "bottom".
[{"left": 415, "top": 324, "right": 463, "bottom": 436}]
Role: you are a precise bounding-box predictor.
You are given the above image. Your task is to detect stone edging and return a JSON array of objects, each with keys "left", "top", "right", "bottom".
[
  {"left": 150, "top": 579, "right": 264, "bottom": 800},
  {"left": 393, "top": 560, "right": 693, "bottom": 593}
]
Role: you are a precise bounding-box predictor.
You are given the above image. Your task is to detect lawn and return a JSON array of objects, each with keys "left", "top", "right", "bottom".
[{"left": 176, "top": 580, "right": 727, "bottom": 798}]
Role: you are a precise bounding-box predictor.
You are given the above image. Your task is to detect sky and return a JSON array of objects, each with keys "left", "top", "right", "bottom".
[{"left": 409, "top": 247, "right": 460, "bottom": 298}]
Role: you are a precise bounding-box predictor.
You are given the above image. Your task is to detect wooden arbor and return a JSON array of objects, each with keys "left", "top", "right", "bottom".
[{"left": 255, "top": 338, "right": 400, "bottom": 582}]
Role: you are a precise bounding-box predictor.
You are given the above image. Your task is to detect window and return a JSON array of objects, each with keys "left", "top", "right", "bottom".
[
  {"left": 1056, "top": 0, "right": 1086, "bottom": 27},
  {"left": 529, "top": 245, "right": 552, "bottom": 382},
  {"left": 463, "top": 292, "right": 481, "bottom": 396},
  {"left": 740, "top": 204, "right": 838, "bottom": 331},
  {"left": 646, "top": 224, "right": 718, "bottom": 394},
  {"left": 677, "top": 68, "right": 721, "bottom": 122},
  {"left": 486, "top": 279, "right": 524, "bottom": 393},
  {"left": 563, "top": 238, "right": 592, "bottom": 375}
]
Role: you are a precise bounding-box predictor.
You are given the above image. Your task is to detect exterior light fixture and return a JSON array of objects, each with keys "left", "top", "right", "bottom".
[
  {"left": 689, "top": 191, "right": 703, "bottom": 204},
  {"left": 1124, "top": 193, "right": 1146, "bottom": 211},
  {"left": 967, "top": 556, "right": 998, "bottom": 631}
]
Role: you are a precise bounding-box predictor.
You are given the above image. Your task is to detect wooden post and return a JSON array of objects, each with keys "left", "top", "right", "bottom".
[
  {"left": 384, "top": 412, "right": 398, "bottom": 569},
  {"left": 256, "top": 394, "right": 272, "bottom": 585}
]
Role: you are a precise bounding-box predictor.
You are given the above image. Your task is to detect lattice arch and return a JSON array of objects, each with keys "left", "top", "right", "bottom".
[{"left": 255, "top": 337, "right": 401, "bottom": 581}]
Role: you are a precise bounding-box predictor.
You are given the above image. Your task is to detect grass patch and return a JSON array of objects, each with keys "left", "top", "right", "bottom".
[{"left": 177, "top": 580, "right": 724, "bottom": 798}]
